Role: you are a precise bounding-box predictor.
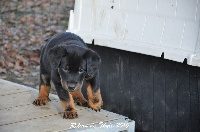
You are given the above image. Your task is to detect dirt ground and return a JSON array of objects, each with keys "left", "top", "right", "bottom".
[{"left": 0, "top": 0, "right": 75, "bottom": 92}]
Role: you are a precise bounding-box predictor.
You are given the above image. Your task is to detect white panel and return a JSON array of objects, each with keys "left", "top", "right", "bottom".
[
  {"left": 161, "top": 19, "right": 184, "bottom": 48},
  {"left": 102, "top": 0, "right": 120, "bottom": 9},
  {"left": 107, "top": 11, "right": 127, "bottom": 38},
  {"left": 138, "top": 0, "right": 157, "bottom": 14},
  {"left": 181, "top": 22, "right": 199, "bottom": 51},
  {"left": 91, "top": 9, "right": 110, "bottom": 34},
  {"left": 73, "top": 0, "right": 82, "bottom": 31},
  {"left": 157, "top": 0, "right": 176, "bottom": 17},
  {"left": 82, "top": 0, "right": 103, "bottom": 8},
  {"left": 196, "top": 2, "right": 200, "bottom": 21},
  {"left": 124, "top": 14, "right": 145, "bottom": 41},
  {"left": 120, "top": 0, "right": 138, "bottom": 11},
  {"left": 142, "top": 16, "right": 165, "bottom": 45},
  {"left": 69, "top": 0, "right": 200, "bottom": 67},
  {"left": 79, "top": 6, "right": 92, "bottom": 32},
  {"left": 176, "top": 0, "right": 197, "bottom": 20}
]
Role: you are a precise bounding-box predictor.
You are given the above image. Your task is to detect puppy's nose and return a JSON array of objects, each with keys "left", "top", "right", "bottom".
[{"left": 68, "top": 82, "right": 76, "bottom": 90}]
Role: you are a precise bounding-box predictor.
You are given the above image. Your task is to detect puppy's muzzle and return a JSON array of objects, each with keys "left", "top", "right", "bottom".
[{"left": 68, "top": 82, "right": 76, "bottom": 91}]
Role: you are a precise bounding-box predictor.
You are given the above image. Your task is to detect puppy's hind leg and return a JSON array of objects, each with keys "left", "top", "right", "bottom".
[{"left": 33, "top": 74, "right": 51, "bottom": 106}]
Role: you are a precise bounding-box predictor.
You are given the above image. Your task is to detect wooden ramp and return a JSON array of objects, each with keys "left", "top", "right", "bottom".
[{"left": 0, "top": 79, "right": 135, "bottom": 132}]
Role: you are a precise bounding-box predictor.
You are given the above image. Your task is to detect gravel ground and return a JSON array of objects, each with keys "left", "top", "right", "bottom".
[{"left": 0, "top": 0, "right": 75, "bottom": 92}]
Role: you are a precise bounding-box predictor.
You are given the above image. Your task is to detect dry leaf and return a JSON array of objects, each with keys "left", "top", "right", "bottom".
[
  {"left": 20, "top": 17, "right": 26, "bottom": 24},
  {"left": 29, "top": 52, "right": 40, "bottom": 64},
  {"left": 7, "top": 62, "right": 14, "bottom": 68},
  {"left": 13, "top": 35, "right": 19, "bottom": 40},
  {"left": 0, "top": 59, "right": 5, "bottom": 67},
  {"left": 5, "top": 43, "right": 13, "bottom": 50},
  {"left": 0, "top": 68, "right": 6, "bottom": 74},
  {"left": 14, "top": 59, "right": 24, "bottom": 70}
]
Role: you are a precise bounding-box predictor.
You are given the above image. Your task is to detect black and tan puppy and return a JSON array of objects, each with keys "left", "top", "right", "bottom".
[{"left": 33, "top": 32, "right": 103, "bottom": 119}]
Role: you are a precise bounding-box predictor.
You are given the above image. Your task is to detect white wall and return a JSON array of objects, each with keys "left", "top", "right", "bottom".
[{"left": 69, "top": 0, "right": 200, "bottom": 67}]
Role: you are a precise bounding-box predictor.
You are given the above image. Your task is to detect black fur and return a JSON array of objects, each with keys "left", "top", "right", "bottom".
[{"left": 40, "top": 32, "right": 101, "bottom": 102}]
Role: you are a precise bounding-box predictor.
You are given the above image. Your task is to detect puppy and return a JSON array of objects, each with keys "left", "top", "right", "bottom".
[{"left": 33, "top": 32, "right": 103, "bottom": 119}]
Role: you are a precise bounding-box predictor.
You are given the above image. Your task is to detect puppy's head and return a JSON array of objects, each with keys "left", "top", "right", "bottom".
[{"left": 48, "top": 44, "right": 101, "bottom": 91}]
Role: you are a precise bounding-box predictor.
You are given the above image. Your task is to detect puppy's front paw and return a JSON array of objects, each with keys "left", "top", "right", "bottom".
[
  {"left": 88, "top": 97, "right": 103, "bottom": 112},
  {"left": 33, "top": 97, "right": 51, "bottom": 106},
  {"left": 87, "top": 87, "right": 103, "bottom": 112},
  {"left": 63, "top": 108, "right": 78, "bottom": 119}
]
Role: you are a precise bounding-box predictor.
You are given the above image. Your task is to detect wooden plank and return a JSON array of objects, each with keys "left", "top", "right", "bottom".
[
  {"left": 0, "top": 79, "right": 133, "bottom": 131},
  {"left": 110, "top": 51, "right": 131, "bottom": 116},
  {"left": 198, "top": 68, "right": 200, "bottom": 132},
  {"left": 177, "top": 63, "right": 190, "bottom": 131},
  {"left": 140, "top": 56, "right": 154, "bottom": 132},
  {"left": 108, "top": 50, "right": 122, "bottom": 114},
  {"left": 188, "top": 66, "right": 199, "bottom": 132},
  {"left": 0, "top": 91, "right": 33, "bottom": 109},
  {"left": 153, "top": 58, "right": 166, "bottom": 132},
  {"left": 0, "top": 108, "right": 118, "bottom": 132},
  {"left": 165, "top": 61, "right": 178, "bottom": 132},
  {"left": 0, "top": 100, "right": 61, "bottom": 125},
  {"left": 117, "top": 51, "right": 130, "bottom": 117},
  {"left": 99, "top": 48, "right": 110, "bottom": 110},
  {"left": 0, "top": 81, "right": 29, "bottom": 95},
  {"left": 130, "top": 53, "right": 143, "bottom": 131}
]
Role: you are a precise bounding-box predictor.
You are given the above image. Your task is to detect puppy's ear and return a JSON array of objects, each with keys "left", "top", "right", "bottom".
[
  {"left": 84, "top": 49, "right": 101, "bottom": 78},
  {"left": 48, "top": 46, "right": 66, "bottom": 70}
]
